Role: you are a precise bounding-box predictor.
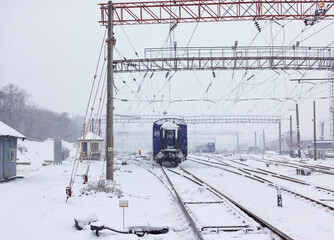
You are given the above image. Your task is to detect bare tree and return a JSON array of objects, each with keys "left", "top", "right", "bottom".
[
  {"left": 0, "top": 84, "right": 30, "bottom": 127},
  {"left": 0, "top": 84, "right": 82, "bottom": 142}
]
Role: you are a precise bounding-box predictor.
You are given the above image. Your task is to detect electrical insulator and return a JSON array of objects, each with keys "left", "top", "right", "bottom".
[
  {"left": 212, "top": 71, "right": 216, "bottom": 78},
  {"left": 170, "top": 22, "right": 178, "bottom": 31},
  {"left": 254, "top": 21, "right": 261, "bottom": 32},
  {"left": 150, "top": 72, "right": 154, "bottom": 78},
  {"left": 166, "top": 71, "right": 170, "bottom": 78}
]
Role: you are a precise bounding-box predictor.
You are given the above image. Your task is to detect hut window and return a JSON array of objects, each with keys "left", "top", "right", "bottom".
[
  {"left": 90, "top": 142, "right": 99, "bottom": 152},
  {"left": 10, "top": 149, "right": 16, "bottom": 162}
]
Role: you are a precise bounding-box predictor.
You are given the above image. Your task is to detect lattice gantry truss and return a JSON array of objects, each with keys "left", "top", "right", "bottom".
[
  {"left": 113, "top": 46, "right": 334, "bottom": 73},
  {"left": 99, "top": 0, "right": 334, "bottom": 25},
  {"left": 112, "top": 114, "right": 281, "bottom": 124}
]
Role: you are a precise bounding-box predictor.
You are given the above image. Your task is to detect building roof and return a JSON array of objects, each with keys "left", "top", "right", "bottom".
[
  {"left": 77, "top": 131, "right": 104, "bottom": 141},
  {"left": 0, "top": 121, "right": 25, "bottom": 139}
]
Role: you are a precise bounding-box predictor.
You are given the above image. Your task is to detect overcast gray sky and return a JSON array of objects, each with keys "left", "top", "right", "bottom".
[{"left": 1, "top": 0, "right": 334, "bottom": 142}]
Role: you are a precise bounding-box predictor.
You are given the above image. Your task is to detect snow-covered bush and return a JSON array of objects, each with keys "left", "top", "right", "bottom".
[{"left": 80, "top": 179, "right": 123, "bottom": 197}]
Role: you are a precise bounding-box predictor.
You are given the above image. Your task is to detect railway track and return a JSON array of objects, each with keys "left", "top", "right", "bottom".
[
  {"left": 247, "top": 155, "right": 334, "bottom": 176},
  {"left": 188, "top": 156, "right": 334, "bottom": 211},
  {"left": 227, "top": 158, "right": 334, "bottom": 196},
  {"left": 199, "top": 154, "right": 334, "bottom": 197},
  {"left": 131, "top": 159, "right": 294, "bottom": 240}
]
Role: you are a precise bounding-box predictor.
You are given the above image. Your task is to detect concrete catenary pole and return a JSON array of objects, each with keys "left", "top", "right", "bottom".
[
  {"left": 263, "top": 129, "right": 265, "bottom": 155},
  {"left": 313, "top": 101, "right": 317, "bottom": 160},
  {"left": 236, "top": 132, "right": 239, "bottom": 153},
  {"left": 255, "top": 131, "right": 257, "bottom": 149},
  {"left": 106, "top": 1, "right": 114, "bottom": 180},
  {"left": 296, "top": 104, "right": 301, "bottom": 158},
  {"left": 279, "top": 122, "right": 282, "bottom": 155},
  {"left": 290, "top": 115, "right": 293, "bottom": 155}
]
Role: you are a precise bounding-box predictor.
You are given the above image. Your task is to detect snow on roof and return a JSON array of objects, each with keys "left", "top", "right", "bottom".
[
  {"left": 0, "top": 121, "right": 25, "bottom": 139},
  {"left": 161, "top": 122, "right": 180, "bottom": 130},
  {"left": 77, "top": 131, "right": 104, "bottom": 141},
  {"left": 155, "top": 118, "right": 186, "bottom": 125}
]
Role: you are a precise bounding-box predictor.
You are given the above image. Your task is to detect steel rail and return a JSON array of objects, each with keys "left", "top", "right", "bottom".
[
  {"left": 189, "top": 157, "right": 334, "bottom": 211},
  {"left": 215, "top": 155, "right": 334, "bottom": 196},
  {"left": 248, "top": 156, "right": 334, "bottom": 176},
  {"left": 133, "top": 160, "right": 259, "bottom": 238},
  {"left": 160, "top": 167, "right": 204, "bottom": 240},
  {"left": 128, "top": 160, "right": 203, "bottom": 239},
  {"left": 178, "top": 166, "right": 294, "bottom": 240},
  {"left": 227, "top": 158, "right": 334, "bottom": 195}
]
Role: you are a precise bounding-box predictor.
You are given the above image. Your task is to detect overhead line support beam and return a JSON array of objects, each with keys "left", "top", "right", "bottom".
[{"left": 99, "top": 0, "right": 334, "bottom": 26}]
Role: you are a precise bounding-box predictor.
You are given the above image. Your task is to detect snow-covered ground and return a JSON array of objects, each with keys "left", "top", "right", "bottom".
[{"left": 1, "top": 142, "right": 334, "bottom": 240}]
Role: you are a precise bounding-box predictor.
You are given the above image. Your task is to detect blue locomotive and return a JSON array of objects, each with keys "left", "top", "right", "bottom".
[
  {"left": 153, "top": 118, "right": 187, "bottom": 165},
  {"left": 195, "top": 142, "right": 216, "bottom": 153}
]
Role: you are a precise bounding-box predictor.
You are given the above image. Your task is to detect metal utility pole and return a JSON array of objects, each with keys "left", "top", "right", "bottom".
[
  {"left": 296, "top": 104, "right": 301, "bottom": 158},
  {"left": 236, "top": 132, "right": 239, "bottom": 153},
  {"left": 263, "top": 130, "right": 265, "bottom": 155},
  {"left": 290, "top": 115, "right": 293, "bottom": 155},
  {"left": 255, "top": 131, "right": 257, "bottom": 149},
  {"left": 98, "top": 118, "right": 102, "bottom": 137},
  {"left": 279, "top": 122, "right": 282, "bottom": 155},
  {"left": 313, "top": 101, "right": 317, "bottom": 160},
  {"left": 106, "top": 1, "right": 114, "bottom": 180}
]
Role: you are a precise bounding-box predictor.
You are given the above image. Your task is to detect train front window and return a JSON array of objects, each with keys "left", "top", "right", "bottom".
[
  {"left": 167, "top": 131, "right": 174, "bottom": 139},
  {"left": 166, "top": 130, "right": 176, "bottom": 149}
]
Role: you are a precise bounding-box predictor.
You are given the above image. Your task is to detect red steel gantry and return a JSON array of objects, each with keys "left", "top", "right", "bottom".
[{"left": 99, "top": 0, "right": 334, "bottom": 25}]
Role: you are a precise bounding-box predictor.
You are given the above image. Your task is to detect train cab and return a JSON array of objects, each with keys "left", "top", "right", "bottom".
[{"left": 153, "top": 118, "right": 187, "bottom": 165}]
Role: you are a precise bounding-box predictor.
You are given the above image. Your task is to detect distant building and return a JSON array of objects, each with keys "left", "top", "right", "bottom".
[
  {"left": 301, "top": 140, "right": 334, "bottom": 158},
  {"left": 0, "top": 121, "right": 25, "bottom": 181},
  {"left": 77, "top": 132, "right": 104, "bottom": 160},
  {"left": 301, "top": 140, "right": 333, "bottom": 150}
]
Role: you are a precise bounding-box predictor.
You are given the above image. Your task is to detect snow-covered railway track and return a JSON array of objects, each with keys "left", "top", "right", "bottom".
[
  {"left": 163, "top": 167, "right": 261, "bottom": 236},
  {"left": 175, "top": 167, "right": 295, "bottom": 240},
  {"left": 198, "top": 155, "right": 334, "bottom": 197},
  {"left": 131, "top": 160, "right": 289, "bottom": 240},
  {"left": 227, "top": 158, "right": 334, "bottom": 196},
  {"left": 248, "top": 156, "right": 334, "bottom": 176},
  {"left": 189, "top": 157, "right": 334, "bottom": 212}
]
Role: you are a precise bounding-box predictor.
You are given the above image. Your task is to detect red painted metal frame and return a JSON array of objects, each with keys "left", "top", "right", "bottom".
[{"left": 99, "top": 0, "right": 334, "bottom": 25}]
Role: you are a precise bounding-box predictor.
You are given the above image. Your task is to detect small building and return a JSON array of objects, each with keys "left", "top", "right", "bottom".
[
  {"left": 302, "top": 140, "right": 334, "bottom": 159},
  {"left": 0, "top": 121, "right": 25, "bottom": 181},
  {"left": 77, "top": 132, "right": 104, "bottom": 160}
]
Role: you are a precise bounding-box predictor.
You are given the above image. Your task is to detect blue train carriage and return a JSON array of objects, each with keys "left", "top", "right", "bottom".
[
  {"left": 153, "top": 118, "right": 187, "bottom": 165},
  {"left": 195, "top": 142, "right": 216, "bottom": 153}
]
